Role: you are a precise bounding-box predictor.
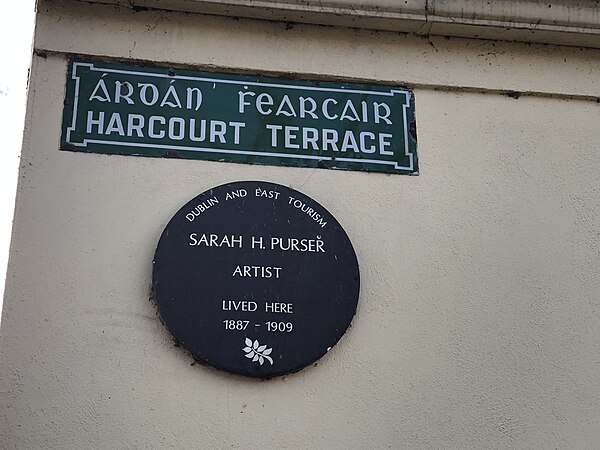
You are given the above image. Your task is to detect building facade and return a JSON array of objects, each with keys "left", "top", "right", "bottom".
[{"left": 1, "top": 0, "right": 600, "bottom": 448}]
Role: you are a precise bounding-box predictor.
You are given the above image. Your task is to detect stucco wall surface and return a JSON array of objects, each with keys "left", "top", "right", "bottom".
[
  {"left": 1, "top": 1, "right": 600, "bottom": 448},
  {"left": 78, "top": 0, "right": 600, "bottom": 49}
]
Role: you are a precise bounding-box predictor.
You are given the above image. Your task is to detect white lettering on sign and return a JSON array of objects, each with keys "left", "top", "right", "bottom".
[
  {"left": 222, "top": 300, "right": 258, "bottom": 312},
  {"left": 88, "top": 76, "right": 203, "bottom": 110},
  {"left": 85, "top": 111, "right": 245, "bottom": 144},
  {"left": 251, "top": 236, "right": 265, "bottom": 249},
  {"left": 224, "top": 320, "right": 250, "bottom": 331},
  {"left": 266, "top": 322, "right": 293, "bottom": 332},
  {"left": 185, "top": 197, "right": 219, "bottom": 221},
  {"left": 139, "top": 83, "right": 159, "bottom": 106},
  {"left": 266, "top": 124, "right": 393, "bottom": 155},
  {"left": 265, "top": 303, "right": 293, "bottom": 313},
  {"left": 270, "top": 236, "right": 325, "bottom": 253},
  {"left": 255, "top": 187, "right": 280, "bottom": 200},
  {"left": 232, "top": 265, "right": 282, "bottom": 278},
  {"left": 225, "top": 189, "right": 248, "bottom": 201},
  {"left": 115, "top": 81, "right": 134, "bottom": 105},
  {"left": 189, "top": 233, "right": 243, "bottom": 248},
  {"left": 287, "top": 196, "right": 328, "bottom": 228},
  {"left": 238, "top": 88, "right": 392, "bottom": 124}
]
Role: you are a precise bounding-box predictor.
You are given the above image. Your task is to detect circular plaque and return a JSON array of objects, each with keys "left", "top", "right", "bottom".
[{"left": 152, "top": 181, "right": 360, "bottom": 378}]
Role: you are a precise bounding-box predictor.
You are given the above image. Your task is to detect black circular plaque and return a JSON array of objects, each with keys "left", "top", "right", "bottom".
[{"left": 152, "top": 181, "right": 360, "bottom": 378}]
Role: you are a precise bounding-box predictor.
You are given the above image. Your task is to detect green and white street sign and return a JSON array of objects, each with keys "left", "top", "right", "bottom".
[{"left": 61, "top": 59, "right": 418, "bottom": 174}]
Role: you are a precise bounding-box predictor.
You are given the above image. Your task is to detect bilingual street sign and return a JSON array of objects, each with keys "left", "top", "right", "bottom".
[
  {"left": 152, "top": 181, "right": 360, "bottom": 378},
  {"left": 61, "top": 59, "right": 417, "bottom": 174}
]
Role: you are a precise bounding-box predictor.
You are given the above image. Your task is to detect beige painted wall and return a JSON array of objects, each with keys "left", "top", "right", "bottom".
[{"left": 1, "top": 0, "right": 599, "bottom": 448}]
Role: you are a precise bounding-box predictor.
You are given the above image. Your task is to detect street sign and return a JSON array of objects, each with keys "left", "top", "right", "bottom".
[
  {"left": 152, "top": 181, "right": 360, "bottom": 377},
  {"left": 61, "top": 59, "right": 418, "bottom": 174}
]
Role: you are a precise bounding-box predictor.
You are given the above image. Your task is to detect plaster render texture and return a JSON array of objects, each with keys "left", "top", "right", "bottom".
[
  {"left": 1, "top": 0, "right": 600, "bottom": 448},
  {"left": 77, "top": 0, "right": 600, "bottom": 48}
]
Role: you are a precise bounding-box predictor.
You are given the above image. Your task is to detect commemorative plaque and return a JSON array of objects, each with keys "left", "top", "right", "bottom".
[{"left": 152, "top": 181, "right": 360, "bottom": 378}]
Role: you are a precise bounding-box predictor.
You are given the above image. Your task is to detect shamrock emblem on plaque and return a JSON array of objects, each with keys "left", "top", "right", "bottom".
[{"left": 243, "top": 338, "right": 273, "bottom": 365}]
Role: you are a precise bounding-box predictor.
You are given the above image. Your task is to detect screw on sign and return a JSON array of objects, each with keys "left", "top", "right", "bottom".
[{"left": 152, "top": 181, "right": 360, "bottom": 378}]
